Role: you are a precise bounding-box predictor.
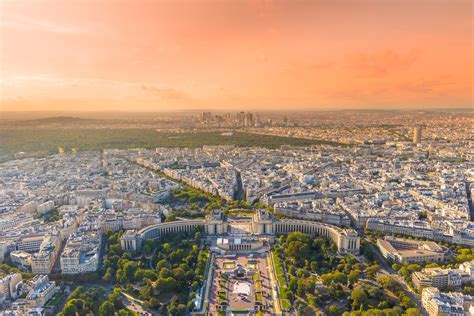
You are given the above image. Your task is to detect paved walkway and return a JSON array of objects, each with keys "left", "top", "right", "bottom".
[{"left": 266, "top": 252, "right": 283, "bottom": 315}]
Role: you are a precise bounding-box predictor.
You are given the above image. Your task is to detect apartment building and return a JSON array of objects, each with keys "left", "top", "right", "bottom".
[
  {"left": 31, "top": 235, "right": 60, "bottom": 274},
  {"left": 25, "top": 276, "right": 59, "bottom": 308},
  {"left": 377, "top": 236, "right": 447, "bottom": 264},
  {"left": 0, "top": 273, "right": 22, "bottom": 301},
  {"left": 413, "top": 260, "right": 474, "bottom": 290},
  {"left": 422, "top": 287, "right": 474, "bottom": 316},
  {"left": 10, "top": 251, "right": 33, "bottom": 272}
]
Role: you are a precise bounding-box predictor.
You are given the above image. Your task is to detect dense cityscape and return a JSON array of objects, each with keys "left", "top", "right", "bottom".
[
  {"left": 1, "top": 0, "right": 472, "bottom": 314},
  {"left": 0, "top": 110, "right": 472, "bottom": 316}
]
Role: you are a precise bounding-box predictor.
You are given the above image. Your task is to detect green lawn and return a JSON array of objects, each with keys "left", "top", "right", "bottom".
[
  {"left": 219, "top": 279, "right": 226, "bottom": 288},
  {"left": 218, "top": 291, "right": 227, "bottom": 304},
  {"left": 271, "top": 251, "right": 292, "bottom": 311},
  {"left": 272, "top": 252, "right": 287, "bottom": 286}
]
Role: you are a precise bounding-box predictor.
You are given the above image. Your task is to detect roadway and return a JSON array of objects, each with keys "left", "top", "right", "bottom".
[{"left": 367, "top": 242, "right": 427, "bottom": 315}]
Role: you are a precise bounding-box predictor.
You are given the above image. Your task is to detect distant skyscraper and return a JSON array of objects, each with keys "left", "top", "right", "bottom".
[
  {"left": 200, "top": 112, "right": 211, "bottom": 123},
  {"left": 244, "top": 112, "right": 254, "bottom": 127},
  {"left": 254, "top": 112, "right": 261, "bottom": 127},
  {"left": 237, "top": 112, "right": 245, "bottom": 125},
  {"left": 413, "top": 126, "right": 422, "bottom": 143}
]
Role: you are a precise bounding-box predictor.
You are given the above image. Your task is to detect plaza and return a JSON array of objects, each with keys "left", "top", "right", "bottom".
[{"left": 209, "top": 253, "right": 274, "bottom": 315}]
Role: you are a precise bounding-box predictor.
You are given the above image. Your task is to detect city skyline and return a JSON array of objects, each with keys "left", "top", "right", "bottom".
[
  {"left": 1, "top": 0, "right": 472, "bottom": 112},
  {"left": 0, "top": 2, "right": 473, "bottom": 314}
]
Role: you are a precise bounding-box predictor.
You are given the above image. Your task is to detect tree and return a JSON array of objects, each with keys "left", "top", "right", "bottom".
[
  {"left": 321, "top": 271, "right": 347, "bottom": 285},
  {"left": 115, "top": 269, "right": 127, "bottom": 284},
  {"left": 159, "top": 267, "right": 172, "bottom": 278},
  {"left": 351, "top": 288, "right": 367, "bottom": 310},
  {"left": 348, "top": 270, "right": 361, "bottom": 284},
  {"left": 365, "top": 285, "right": 382, "bottom": 298},
  {"left": 176, "top": 304, "right": 187, "bottom": 315},
  {"left": 289, "top": 277, "right": 298, "bottom": 292},
  {"left": 333, "top": 271, "right": 348, "bottom": 285},
  {"left": 103, "top": 267, "right": 115, "bottom": 282},
  {"left": 365, "top": 264, "right": 380, "bottom": 277},
  {"left": 296, "top": 268, "right": 310, "bottom": 278},
  {"left": 141, "top": 284, "right": 153, "bottom": 300},
  {"left": 135, "top": 269, "right": 157, "bottom": 282},
  {"left": 425, "top": 263, "right": 439, "bottom": 268},
  {"left": 400, "top": 294, "right": 415, "bottom": 309},
  {"left": 307, "top": 294, "right": 317, "bottom": 308},
  {"left": 403, "top": 308, "right": 422, "bottom": 316},
  {"left": 108, "top": 288, "right": 122, "bottom": 309},
  {"left": 407, "top": 264, "right": 421, "bottom": 273},
  {"left": 109, "top": 244, "right": 122, "bottom": 256},
  {"left": 378, "top": 300, "right": 389, "bottom": 309},
  {"left": 285, "top": 240, "right": 310, "bottom": 264},
  {"left": 172, "top": 267, "right": 186, "bottom": 280},
  {"left": 362, "top": 243, "right": 376, "bottom": 261},
  {"left": 170, "top": 249, "right": 186, "bottom": 263},
  {"left": 142, "top": 243, "right": 152, "bottom": 256},
  {"left": 123, "top": 261, "right": 138, "bottom": 279},
  {"left": 156, "top": 259, "right": 171, "bottom": 271},
  {"left": 165, "top": 214, "right": 177, "bottom": 222},
  {"left": 98, "top": 301, "right": 115, "bottom": 316},
  {"left": 62, "top": 303, "right": 78, "bottom": 316},
  {"left": 377, "top": 275, "right": 401, "bottom": 292},
  {"left": 310, "top": 261, "right": 319, "bottom": 272},
  {"left": 68, "top": 299, "right": 86, "bottom": 314},
  {"left": 398, "top": 266, "right": 409, "bottom": 277},
  {"left": 328, "top": 305, "right": 339, "bottom": 316}
]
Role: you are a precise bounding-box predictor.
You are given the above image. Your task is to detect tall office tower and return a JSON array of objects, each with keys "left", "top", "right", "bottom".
[
  {"left": 244, "top": 112, "right": 254, "bottom": 127},
  {"left": 200, "top": 112, "right": 211, "bottom": 123},
  {"left": 254, "top": 112, "right": 261, "bottom": 127},
  {"left": 413, "top": 126, "right": 422, "bottom": 143},
  {"left": 237, "top": 112, "right": 245, "bottom": 125}
]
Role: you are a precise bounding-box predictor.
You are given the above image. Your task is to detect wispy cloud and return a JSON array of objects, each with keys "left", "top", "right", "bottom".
[
  {"left": 1, "top": 14, "right": 92, "bottom": 35},
  {"left": 281, "top": 60, "right": 335, "bottom": 77},
  {"left": 398, "top": 78, "right": 454, "bottom": 95},
  {"left": 2, "top": 74, "right": 189, "bottom": 101},
  {"left": 346, "top": 49, "right": 418, "bottom": 78},
  {"left": 141, "top": 85, "right": 189, "bottom": 100}
]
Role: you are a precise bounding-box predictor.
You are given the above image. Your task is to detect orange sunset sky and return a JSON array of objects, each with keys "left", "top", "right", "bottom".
[{"left": 0, "top": 0, "right": 472, "bottom": 112}]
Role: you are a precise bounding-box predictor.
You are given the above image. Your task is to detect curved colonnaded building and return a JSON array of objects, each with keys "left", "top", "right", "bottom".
[{"left": 121, "top": 209, "right": 360, "bottom": 255}]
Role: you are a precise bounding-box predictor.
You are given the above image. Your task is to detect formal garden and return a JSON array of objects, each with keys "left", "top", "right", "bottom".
[
  {"left": 272, "top": 232, "right": 423, "bottom": 316},
  {"left": 57, "top": 228, "right": 209, "bottom": 315}
]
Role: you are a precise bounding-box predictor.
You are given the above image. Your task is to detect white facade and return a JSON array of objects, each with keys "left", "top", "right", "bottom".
[{"left": 422, "top": 287, "right": 474, "bottom": 316}]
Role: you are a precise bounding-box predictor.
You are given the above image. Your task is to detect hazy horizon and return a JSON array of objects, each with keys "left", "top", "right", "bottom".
[{"left": 1, "top": 0, "right": 472, "bottom": 112}]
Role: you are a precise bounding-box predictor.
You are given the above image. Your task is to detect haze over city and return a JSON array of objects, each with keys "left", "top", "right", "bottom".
[
  {"left": 1, "top": 0, "right": 472, "bottom": 112},
  {"left": 0, "top": 1, "right": 473, "bottom": 316}
]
